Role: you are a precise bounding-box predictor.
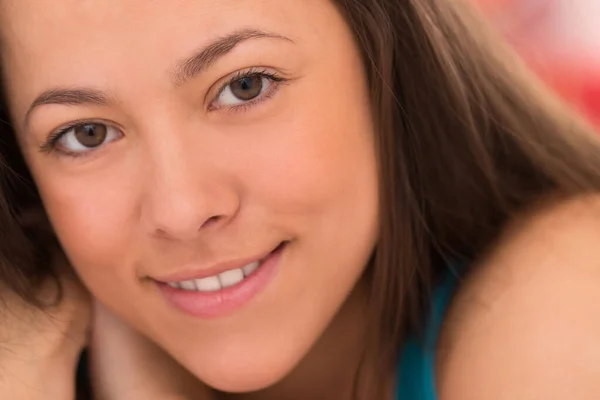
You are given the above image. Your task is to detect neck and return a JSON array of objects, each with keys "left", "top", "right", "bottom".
[{"left": 218, "top": 281, "right": 372, "bottom": 400}]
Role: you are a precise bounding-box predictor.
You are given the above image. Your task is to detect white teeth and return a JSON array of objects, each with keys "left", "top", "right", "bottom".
[
  {"left": 194, "top": 276, "right": 222, "bottom": 292},
  {"left": 179, "top": 280, "right": 197, "bottom": 290},
  {"left": 242, "top": 261, "right": 260, "bottom": 277},
  {"left": 218, "top": 268, "right": 245, "bottom": 288},
  {"left": 168, "top": 260, "right": 262, "bottom": 292}
]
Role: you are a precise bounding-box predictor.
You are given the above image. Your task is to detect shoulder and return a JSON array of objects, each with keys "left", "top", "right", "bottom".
[{"left": 437, "top": 194, "right": 600, "bottom": 400}]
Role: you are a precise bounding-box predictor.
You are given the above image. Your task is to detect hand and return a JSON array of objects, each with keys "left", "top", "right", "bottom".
[
  {"left": 0, "top": 213, "right": 90, "bottom": 400},
  {"left": 90, "top": 301, "right": 214, "bottom": 400}
]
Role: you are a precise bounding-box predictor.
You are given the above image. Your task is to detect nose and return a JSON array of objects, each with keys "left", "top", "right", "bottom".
[{"left": 140, "top": 140, "right": 240, "bottom": 241}]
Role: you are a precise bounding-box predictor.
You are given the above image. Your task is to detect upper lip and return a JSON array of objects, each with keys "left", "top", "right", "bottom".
[{"left": 153, "top": 243, "right": 281, "bottom": 283}]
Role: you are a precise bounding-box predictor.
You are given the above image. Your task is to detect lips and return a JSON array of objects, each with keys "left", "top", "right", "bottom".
[{"left": 157, "top": 242, "right": 287, "bottom": 319}]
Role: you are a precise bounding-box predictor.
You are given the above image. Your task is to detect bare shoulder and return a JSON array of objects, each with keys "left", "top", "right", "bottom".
[{"left": 437, "top": 194, "right": 600, "bottom": 400}]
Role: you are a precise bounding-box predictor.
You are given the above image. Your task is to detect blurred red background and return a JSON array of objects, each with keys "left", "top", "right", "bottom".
[{"left": 475, "top": 0, "right": 600, "bottom": 127}]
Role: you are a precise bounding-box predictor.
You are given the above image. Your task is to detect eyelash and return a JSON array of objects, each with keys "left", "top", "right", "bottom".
[
  {"left": 210, "top": 67, "right": 287, "bottom": 113},
  {"left": 39, "top": 68, "right": 288, "bottom": 158},
  {"left": 39, "top": 119, "right": 118, "bottom": 158}
]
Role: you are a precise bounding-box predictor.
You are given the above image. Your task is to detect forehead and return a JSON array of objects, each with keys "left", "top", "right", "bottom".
[
  {"left": 0, "top": 0, "right": 347, "bottom": 118},
  {"left": 1, "top": 0, "right": 317, "bottom": 39}
]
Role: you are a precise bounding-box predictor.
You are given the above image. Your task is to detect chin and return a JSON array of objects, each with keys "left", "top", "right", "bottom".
[{"left": 182, "top": 346, "right": 304, "bottom": 393}]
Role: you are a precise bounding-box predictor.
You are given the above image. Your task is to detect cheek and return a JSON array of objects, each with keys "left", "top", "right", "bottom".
[
  {"left": 239, "top": 77, "right": 380, "bottom": 291},
  {"left": 29, "top": 161, "right": 141, "bottom": 294},
  {"left": 244, "top": 79, "right": 379, "bottom": 230}
]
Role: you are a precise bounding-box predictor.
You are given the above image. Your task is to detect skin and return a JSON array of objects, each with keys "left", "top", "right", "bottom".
[
  {"left": 1, "top": 0, "right": 379, "bottom": 397},
  {"left": 0, "top": 233, "right": 89, "bottom": 400},
  {"left": 90, "top": 301, "right": 214, "bottom": 399},
  {"left": 437, "top": 195, "right": 600, "bottom": 400}
]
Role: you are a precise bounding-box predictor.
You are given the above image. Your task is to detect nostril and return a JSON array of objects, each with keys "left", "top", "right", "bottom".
[{"left": 201, "top": 215, "right": 222, "bottom": 229}]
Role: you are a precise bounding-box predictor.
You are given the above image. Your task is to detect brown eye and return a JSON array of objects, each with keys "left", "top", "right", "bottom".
[
  {"left": 211, "top": 71, "right": 282, "bottom": 110},
  {"left": 229, "top": 75, "right": 263, "bottom": 101},
  {"left": 54, "top": 122, "right": 122, "bottom": 155},
  {"left": 74, "top": 124, "right": 107, "bottom": 148}
]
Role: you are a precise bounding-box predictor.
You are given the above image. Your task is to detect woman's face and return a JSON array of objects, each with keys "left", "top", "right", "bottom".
[{"left": 1, "top": 0, "right": 379, "bottom": 391}]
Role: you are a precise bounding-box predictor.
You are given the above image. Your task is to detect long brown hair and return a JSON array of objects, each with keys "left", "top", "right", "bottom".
[
  {"left": 336, "top": 0, "right": 600, "bottom": 397},
  {"left": 1, "top": 0, "right": 600, "bottom": 398}
]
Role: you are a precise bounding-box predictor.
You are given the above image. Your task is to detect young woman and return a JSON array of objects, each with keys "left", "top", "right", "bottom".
[{"left": 1, "top": 0, "right": 600, "bottom": 399}]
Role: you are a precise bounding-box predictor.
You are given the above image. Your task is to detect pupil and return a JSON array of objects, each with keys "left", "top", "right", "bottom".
[
  {"left": 75, "top": 124, "right": 107, "bottom": 148},
  {"left": 83, "top": 126, "right": 95, "bottom": 136},
  {"left": 231, "top": 75, "right": 263, "bottom": 101},
  {"left": 240, "top": 78, "right": 252, "bottom": 90}
]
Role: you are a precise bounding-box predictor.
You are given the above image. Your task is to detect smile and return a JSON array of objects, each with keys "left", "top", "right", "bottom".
[
  {"left": 167, "top": 259, "right": 262, "bottom": 292},
  {"left": 158, "top": 242, "right": 287, "bottom": 318}
]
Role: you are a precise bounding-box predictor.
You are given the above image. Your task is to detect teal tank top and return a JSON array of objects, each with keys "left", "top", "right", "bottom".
[{"left": 395, "top": 269, "right": 460, "bottom": 400}]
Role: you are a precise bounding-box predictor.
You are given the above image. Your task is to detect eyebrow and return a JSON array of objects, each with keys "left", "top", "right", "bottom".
[
  {"left": 172, "top": 28, "right": 293, "bottom": 86},
  {"left": 24, "top": 88, "right": 112, "bottom": 128},
  {"left": 23, "top": 28, "right": 292, "bottom": 128}
]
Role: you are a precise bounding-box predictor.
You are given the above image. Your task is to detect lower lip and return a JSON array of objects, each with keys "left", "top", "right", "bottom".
[{"left": 157, "top": 243, "right": 285, "bottom": 319}]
